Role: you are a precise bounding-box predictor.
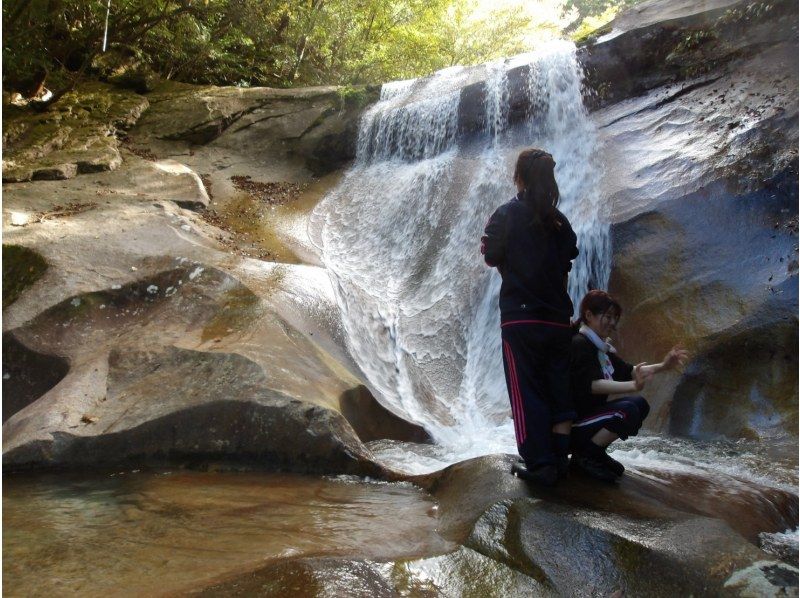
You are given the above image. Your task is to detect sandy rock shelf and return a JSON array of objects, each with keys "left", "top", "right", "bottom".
[{"left": 2, "top": 79, "right": 421, "bottom": 474}]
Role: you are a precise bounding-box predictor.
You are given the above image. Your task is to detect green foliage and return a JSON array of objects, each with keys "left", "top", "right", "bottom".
[
  {"left": 571, "top": 6, "right": 616, "bottom": 43},
  {"left": 2, "top": 0, "right": 645, "bottom": 93},
  {"left": 672, "top": 29, "right": 718, "bottom": 55},
  {"left": 336, "top": 85, "right": 373, "bottom": 109},
  {"left": 563, "top": 0, "right": 644, "bottom": 37},
  {"left": 716, "top": 1, "right": 776, "bottom": 26}
]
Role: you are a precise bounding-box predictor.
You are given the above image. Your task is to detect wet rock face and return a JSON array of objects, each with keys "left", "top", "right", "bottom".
[
  {"left": 198, "top": 455, "right": 798, "bottom": 596},
  {"left": 610, "top": 171, "right": 798, "bottom": 438},
  {"left": 725, "top": 561, "right": 799, "bottom": 596},
  {"left": 467, "top": 499, "right": 787, "bottom": 596},
  {"left": 415, "top": 455, "right": 797, "bottom": 597},
  {"left": 195, "top": 558, "right": 398, "bottom": 597},
  {"left": 579, "top": 0, "right": 798, "bottom": 110},
  {"left": 194, "top": 548, "right": 547, "bottom": 597},
  {"left": 592, "top": 0, "right": 799, "bottom": 440},
  {"left": 669, "top": 303, "right": 798, "bottom": 440},
  {"left": 1, "top": 85, "right": 421, "bottom": 475}
]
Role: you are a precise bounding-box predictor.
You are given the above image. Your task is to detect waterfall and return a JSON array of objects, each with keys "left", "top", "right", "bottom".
[{"left": 313, "top": 41, "right": 610, "bottom": 472}]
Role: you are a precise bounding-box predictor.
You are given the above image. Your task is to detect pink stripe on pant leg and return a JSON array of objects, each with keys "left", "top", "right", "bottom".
[
  {"left": 503, "top": 341, "right": 522, "bottom": 446},
  {"left": 504, "top": 340, "right": 527, "bottom": 443},
  {"left": 508, "top": 349, "right": 527, "bottom": 443},
  {"left": 503, "top": 341, "right": 521, "bottom": 446},
  {"left": 504, "top": 341, "right": 526, "bottom": 443}
]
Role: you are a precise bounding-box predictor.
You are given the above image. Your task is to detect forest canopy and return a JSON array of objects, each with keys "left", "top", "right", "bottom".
[{"left": 3, "top": 0, "right": 642, "bottom": 95}]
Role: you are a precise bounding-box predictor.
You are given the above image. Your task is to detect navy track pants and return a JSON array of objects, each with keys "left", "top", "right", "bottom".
[
  {"left": 501, "top": 322, "right": 576, "bottom": 468},
  {"left": 571, "top": 396, "right": 650, "bottom": 448}
]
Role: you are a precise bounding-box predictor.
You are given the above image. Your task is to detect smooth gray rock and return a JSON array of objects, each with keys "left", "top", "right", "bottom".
[{"left": 596, "top": 0, "right": 798, "bottom": 440}]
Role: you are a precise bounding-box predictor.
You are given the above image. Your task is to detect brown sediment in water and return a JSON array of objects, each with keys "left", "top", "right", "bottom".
[
  {"left": 2, "top": 471, "right": 453, "bottom": 597},
  {"left": 199, "top": 172, "right": 341, "bottom": 265}
]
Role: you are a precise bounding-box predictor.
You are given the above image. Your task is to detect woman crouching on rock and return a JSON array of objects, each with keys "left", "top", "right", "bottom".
[
  {"left": 481, "top": 148, "right": 579, "bottom": 487},
  {"left": 569, "top": 290, "right": 689, "bottom": 481}
]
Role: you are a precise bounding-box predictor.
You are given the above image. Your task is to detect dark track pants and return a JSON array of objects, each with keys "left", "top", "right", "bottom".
[
  {"left": 571, "top": 396, "right": 650, "bottom": 448},
  {"left": 501, "top": 322, "right": 575, "bottom": 468}
]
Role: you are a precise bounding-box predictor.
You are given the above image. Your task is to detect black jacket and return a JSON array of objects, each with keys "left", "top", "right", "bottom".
[
  {"left": 570, "top": 333, "right": 634, "bottom": 418},
  {"left": 481, "top": 195, "right": 578, "bottom": 323}
]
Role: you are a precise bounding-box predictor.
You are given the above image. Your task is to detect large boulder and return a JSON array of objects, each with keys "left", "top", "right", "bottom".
[
  {"left": 1, "top": 135, "right": 422, "bottom": 473},
  {"left": 129, "top": 81, "right": 378, "bottom": 175},
  {"left": 587, "top": 0, "right": 798, "bottom": 441},
  {"left": 2, "top": 262, "right": 375, "bottom": 474},
  {"left": 415, "top": 455, "right": 798, "bottom": 596}
]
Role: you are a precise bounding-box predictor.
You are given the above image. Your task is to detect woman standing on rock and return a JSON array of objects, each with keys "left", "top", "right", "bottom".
[
  {"left": 569, "top": 290, "right": 689, "bottom": 481},
  {"left": 481, "top": 148, "right": 579, "bottom": 487}
]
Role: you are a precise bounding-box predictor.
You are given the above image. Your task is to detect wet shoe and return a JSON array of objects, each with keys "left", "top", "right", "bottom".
[
  {"left": 552, "top": 432, "right": 571, "bottom": 479},
  {"left": 571, "top": 453, "right": 618, "bottom": 483},
  {"left": 512, "top": 461, "right": 558, "bottom": 487},
  {"left": 600, "top": 452, "right": 625, "bottom": 477}
]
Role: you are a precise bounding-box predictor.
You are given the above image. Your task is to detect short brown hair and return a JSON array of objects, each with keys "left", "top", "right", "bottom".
[{"left": 579, "top": 290, "right": 622, "bottom": 323}]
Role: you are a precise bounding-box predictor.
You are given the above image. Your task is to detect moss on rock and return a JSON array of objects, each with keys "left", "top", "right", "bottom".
[
  {"left": 2, "top": 245, "right": 48, "bottom": 309},
  {"left": 2, "top": 82, "right": 149, "bottom": 183}
]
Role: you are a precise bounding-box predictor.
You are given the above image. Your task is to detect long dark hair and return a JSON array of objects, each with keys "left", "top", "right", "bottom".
[{"left": 513, "top": 148, "right": 560, "bottom": 229}]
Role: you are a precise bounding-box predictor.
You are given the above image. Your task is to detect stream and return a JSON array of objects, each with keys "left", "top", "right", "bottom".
[{"left": 3, "top": 471, "right": 452, "bottom": 596}]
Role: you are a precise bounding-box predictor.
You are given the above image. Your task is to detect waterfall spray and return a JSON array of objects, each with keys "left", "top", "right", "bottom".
[{"left": 314, "top": 41, "right": 610, "bottom": 473}]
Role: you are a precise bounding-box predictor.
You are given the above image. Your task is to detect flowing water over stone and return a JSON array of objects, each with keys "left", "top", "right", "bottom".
[
  {"left": 313, "top": 42, "right": 798, "bottom": 556},
  {"left": 3, "top": 471, "right": 452, "bottom": 596},
  {"left": 313, "top": 42, "right": 609, "bottom": 464}
]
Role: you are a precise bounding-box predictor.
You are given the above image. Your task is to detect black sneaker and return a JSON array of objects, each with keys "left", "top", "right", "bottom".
[
  {"left": 556, "top": 454, "right": 570, "bottom": 479},
  {"left": 571, "top": 453, "right": 618, "bottom": 483},
  {"left": 512, "top": 461, "right": 558, "bottom": 487},
  {"left": 600, "top": 452, "right": 625, "bottom": 477}
]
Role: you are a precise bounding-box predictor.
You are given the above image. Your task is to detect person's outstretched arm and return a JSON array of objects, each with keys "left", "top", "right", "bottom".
[
  {"left": 639, "top": 346, "right": 690, "bottom": 376},
  {"left": 591, "top": 362, "right": 650, "bottom": 395}
]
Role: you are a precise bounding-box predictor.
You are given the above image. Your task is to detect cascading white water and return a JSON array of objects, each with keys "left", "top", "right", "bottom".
[{"left": 313, "top": 41, "right": 610, "bottom": 472}]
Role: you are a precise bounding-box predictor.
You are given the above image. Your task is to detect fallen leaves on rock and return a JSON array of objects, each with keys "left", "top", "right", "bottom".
[
  {"left": 199, "top": 207, "right": 275, "bottom": 261},
  {"left": 119, "top": 135, "right": 158, "bottom": 161},
  {"left": 35, "top": 201, "right": 98, "bottom": 223},
  {"left": 230, "top": 176, "right": 305, "bottom": 205}
]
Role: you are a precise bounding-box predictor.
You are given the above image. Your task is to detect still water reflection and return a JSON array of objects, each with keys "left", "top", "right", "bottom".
[{"left": 3, "top": 471, "right": 452, "bottom": 596}]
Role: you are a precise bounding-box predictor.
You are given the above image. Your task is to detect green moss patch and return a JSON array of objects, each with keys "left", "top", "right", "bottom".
[{"left": 3, "top": 245, "right": 48, "bottom": 309}]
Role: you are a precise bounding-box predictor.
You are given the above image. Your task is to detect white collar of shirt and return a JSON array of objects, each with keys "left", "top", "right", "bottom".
[
  {"left": 579, "top": 324, "right": 617, "bottom": 380},
  {"left": 578, "top": 324, "right": 617, "bottom": 354}
]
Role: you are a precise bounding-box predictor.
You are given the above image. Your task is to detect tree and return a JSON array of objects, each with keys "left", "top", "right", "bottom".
[{"left": 3, "top": 0, "right": 629, "bottom": 96}]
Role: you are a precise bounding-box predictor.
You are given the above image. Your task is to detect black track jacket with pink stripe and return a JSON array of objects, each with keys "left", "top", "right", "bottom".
[
  {"left": 570, "top": 333, "right": 634, "bottom": 418},
  {"left": 481, "top": 195, "right": 578, "bottom": 324}
]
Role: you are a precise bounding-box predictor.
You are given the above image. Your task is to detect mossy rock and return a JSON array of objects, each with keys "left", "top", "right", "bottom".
[
  {"left": 2, "top": 82, "right": 148, "bottom": 182},
  {"left": 336, "top": 84, "right": 380, "bottom": 110},
  {"left": 2, "top": 245, "right": 48, "bottom": 309},
  {"left": 108, "top": 67, "right": 160, "bottom": 94}
]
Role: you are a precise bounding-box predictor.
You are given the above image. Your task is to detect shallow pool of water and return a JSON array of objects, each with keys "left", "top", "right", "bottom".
[{"left": 3, "top": 470, "right": 452, "bottom": 596}]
